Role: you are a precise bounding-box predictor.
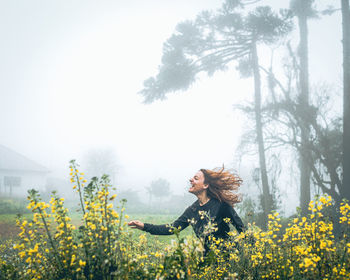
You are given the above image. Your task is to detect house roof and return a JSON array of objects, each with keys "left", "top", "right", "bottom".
[{"left": 0, "top": 144, "right": 50, "bottom": 173}]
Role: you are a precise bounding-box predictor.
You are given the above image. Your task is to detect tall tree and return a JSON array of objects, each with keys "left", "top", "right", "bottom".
[
  {"left": 148, "top": 178, "right": 171, "bottom": 200},
  {"left": 83, "top": 148, "right": 119, "bottom": 185},
  {"left": 341, "top": 0, "right": 350, "bottom": 201},
  {"left": 262, "top": 75, "right": 343, "bottom": 204},
  {"left": 259, "top": 36, "right": 343, "bottom": 204},
  {"left": 290, "top": 0, "right": 316, "bottom": 215},
  {"left": 140, "top": 1, "right": 292, "bottom": 222}
]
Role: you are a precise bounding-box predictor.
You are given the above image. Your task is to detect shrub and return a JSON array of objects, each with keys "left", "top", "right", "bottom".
[
  {"left": 0, "top": 198, "right": 30, "bottom": 215},
  {"left": 1, "top": 160, "right": 350, "bottom": 279}
]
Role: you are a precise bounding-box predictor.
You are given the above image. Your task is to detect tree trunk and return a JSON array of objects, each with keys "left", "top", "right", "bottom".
[
  {"left": 297, "top": 6, "right": 311, "bottom": 216},
  {"left": 342, "top": 0, "right": 350, "bottom": 201},
  {"left": 251, "top": 41, "right": 272, "bottom": 223}
]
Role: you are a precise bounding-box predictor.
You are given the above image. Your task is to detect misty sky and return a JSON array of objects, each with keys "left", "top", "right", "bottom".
[{"left": 0, "top": 0, "right": 343, "bottom": 210}]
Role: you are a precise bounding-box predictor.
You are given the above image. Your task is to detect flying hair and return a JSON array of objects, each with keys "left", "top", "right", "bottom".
[{"left": 200, "top": 166, "right": 243, "bottom": 206}]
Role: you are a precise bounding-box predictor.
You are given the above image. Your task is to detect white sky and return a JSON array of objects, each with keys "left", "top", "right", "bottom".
[{"left": 0, "top": 0, "right": 343, "bottom": 210}]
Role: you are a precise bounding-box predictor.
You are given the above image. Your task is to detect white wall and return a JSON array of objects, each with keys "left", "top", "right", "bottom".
[{"left": 0, "top": 170, "right": 48, "bottom": 197}]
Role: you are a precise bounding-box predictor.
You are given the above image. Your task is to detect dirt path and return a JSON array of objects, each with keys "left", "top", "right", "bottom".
[{"left": 0, "top": 222, "right": 19, "bottom": 241}]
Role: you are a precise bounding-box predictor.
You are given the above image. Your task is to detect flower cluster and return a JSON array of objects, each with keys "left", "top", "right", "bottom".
[
  {"left": 1, "top": 160, "right": 350, "bottom": 280},
  {"left": 227, "top": 194, "right": 350, "bottom": 279},
  {"left": 2, "top": 160, "right": 130, "bottom": 280}
]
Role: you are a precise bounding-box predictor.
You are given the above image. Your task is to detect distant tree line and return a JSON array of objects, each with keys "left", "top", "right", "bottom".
[{"left": 117, "top": 178, "right": 194, "bottom": 214}]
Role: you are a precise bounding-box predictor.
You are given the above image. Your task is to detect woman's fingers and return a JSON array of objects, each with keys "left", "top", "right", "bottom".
[
  {"left": 128, "top": 222, "right": 136, "bottom": 228},
  {"left": 127, "top": 221, "right": 137, "bottom": 228},
  {"left": 127, "top": 220, "right": 144, "bottom": 230},
  {"left": 127, "top": 220, "right": 139, "bottom": 226}
]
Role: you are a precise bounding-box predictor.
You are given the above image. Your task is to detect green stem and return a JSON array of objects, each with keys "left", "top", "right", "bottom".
[
  {"left": 75, "top": 172, "right": 86, "bottom": 216},
  {"left": 104, "top": 188, "right": 111, "bottom": 255},
  {"left": 37, "top": 206, "right": 64, "bottom": 272}
]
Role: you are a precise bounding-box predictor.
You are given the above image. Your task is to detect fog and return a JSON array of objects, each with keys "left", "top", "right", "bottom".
[{"left": 0, "top": 0, "right": 343, "bottom": 215}]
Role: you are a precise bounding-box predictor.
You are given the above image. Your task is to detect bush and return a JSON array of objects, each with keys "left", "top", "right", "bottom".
[
  {"left": 0, "top": 198, "right": 30, "bottom": 215},
  {"left": 1, "top": 160, "right": 350, "bottom": 279}
]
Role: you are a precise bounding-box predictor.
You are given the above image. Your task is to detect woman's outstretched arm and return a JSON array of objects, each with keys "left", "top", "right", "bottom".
[{"left": 128, "top": 207, "right": 192, "bottom": 235}]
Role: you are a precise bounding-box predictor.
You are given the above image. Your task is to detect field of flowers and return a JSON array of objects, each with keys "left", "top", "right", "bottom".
[{"left": 1, "top": 160, "right": 350, "bottom": 279}]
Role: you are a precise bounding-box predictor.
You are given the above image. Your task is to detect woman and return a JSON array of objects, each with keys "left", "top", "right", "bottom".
[{"left": 128, "top": 167, "right": 245, "bottom": 252}]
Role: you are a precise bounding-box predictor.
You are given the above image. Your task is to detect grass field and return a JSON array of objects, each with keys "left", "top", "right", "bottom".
[
  {"left": 0, "top": 214, "right": 31, "bottom": 241},
  {"left": 126, "top": 213, "right": 195, "bottom": 244},
  {"left": 0, "top": 211, "right": 194, "bottom": 245}
]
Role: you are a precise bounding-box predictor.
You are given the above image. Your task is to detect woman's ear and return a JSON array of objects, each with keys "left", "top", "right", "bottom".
[{"left": 203, "top": 184, "right": 209, "bottom": 189}]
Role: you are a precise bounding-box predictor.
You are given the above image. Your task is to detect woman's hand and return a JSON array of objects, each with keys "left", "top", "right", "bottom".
[{"left": 127, "top": 220, "right": 144, "bottom": 230}]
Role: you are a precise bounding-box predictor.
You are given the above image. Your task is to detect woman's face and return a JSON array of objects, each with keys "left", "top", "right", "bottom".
[{"left": 188, "top": 171, "right": 208, "bottom": 194}]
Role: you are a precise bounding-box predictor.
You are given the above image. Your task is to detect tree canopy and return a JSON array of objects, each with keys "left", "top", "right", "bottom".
[{"left": 139, "top": 2, "right": 292, "bottom": 103}]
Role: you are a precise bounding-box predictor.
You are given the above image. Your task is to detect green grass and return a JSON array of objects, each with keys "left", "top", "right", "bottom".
[
  {"left": 0, "top": 214, "right": 29, "bottom": 241},
  {"left": 126, "top": 213, "right": 195, "bottom": 245},
  {"left": 0, "top": 213, "right": 32, "bottom": 223},
  {"left": 0, "top": 211, "right": 195, "bottom": 245}
]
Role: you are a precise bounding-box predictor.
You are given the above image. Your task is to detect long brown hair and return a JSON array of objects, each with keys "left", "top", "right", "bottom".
[{"left": 200, "top": 167, "right": 243, "bottom": 206}]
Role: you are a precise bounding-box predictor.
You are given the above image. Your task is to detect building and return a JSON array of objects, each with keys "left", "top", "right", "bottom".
[{"left": 0, "top": 144, "right": 49, "bottom": 197}]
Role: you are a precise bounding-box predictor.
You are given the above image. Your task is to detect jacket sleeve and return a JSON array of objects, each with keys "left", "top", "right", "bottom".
[
  {"left": 226, "top": 204, "right": 245, "bottom": 233},
  {"left": 143, "top": 207, "right": 191, "bottom": 235}
]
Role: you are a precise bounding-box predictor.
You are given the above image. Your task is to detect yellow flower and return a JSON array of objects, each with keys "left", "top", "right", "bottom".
[
  {"left": 303, "top": 257, "right": 314, "bottom": 268},
  {"left": 90, "top": 224, "right": 96, "bottom": 230}
]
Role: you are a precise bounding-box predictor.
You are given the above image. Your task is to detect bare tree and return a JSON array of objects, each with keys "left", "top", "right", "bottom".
[
  {"left": 83, "top": 148, "right": 120, "bottom": 185},
  {"left": 262, "top": 57, "right": 343, "bottom": 204},
  {"left": 289, "top": 0, "right": 317, "bottom": 215},
  {"left": 341, "top": 0, "right": 350, "bottom": 201},
  {"left": 147, "top": 178, "right": 171, "bottom": 201}
]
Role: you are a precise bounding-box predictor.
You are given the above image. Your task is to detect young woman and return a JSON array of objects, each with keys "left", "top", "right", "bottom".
[{"left": 128, "top": 167, "right": 245, "bottom": 251}]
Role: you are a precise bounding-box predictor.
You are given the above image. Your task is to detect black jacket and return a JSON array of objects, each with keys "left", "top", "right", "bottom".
[{"left": 143, "top": 198, "right": 245, "bottom": 240}]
